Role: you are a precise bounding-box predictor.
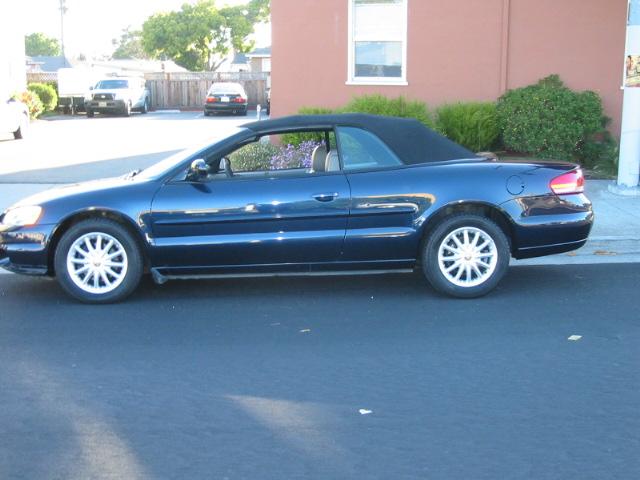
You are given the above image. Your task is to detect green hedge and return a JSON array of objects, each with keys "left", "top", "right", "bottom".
[
  {"left": 13, "top": 90, "right": 44, "bottom": 119},
  {"left": 229, "top": 142, "right": 280, "bottom": 171},
  {"left": 27, "top": 82, "right": 58, "bottom": 112},
  {"left": 342, "top": 94, "right": 433, "bottom": 127},
  {"left": 435, "top": 102, "right": 499, "bottom": 152},
  {"left": 497, "top": 75, "right": 604, "bottom": 161},
  {"left": 281, "top": 107, "right": 335, "bottom": 146},
  {"left": 286, "top": 82, "right": 617, "bottom": 169}
]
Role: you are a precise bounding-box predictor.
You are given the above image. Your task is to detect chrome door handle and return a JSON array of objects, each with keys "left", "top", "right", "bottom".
[{"left": 312, "top": 193, "right": 339, "bottom": 202}]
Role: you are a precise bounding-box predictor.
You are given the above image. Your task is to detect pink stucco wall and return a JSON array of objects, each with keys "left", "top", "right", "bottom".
[{"left": 271, "top": 0, "right": 627, "bottom": 136}]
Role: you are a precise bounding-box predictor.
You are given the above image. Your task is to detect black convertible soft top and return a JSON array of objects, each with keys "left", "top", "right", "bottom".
[{"left": 242, "top": 113, "right": 477, "bottom": 164}]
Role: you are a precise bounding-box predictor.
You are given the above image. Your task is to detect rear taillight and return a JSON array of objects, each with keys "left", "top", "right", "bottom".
[
  {"left": 550, "top": 169, "right": 584, "bottom": 195},
  {"left": 206, "top": 96, "right": 217, "bottom": 103},
  {"left": 233, "top": 97, "right": 246, "bottom": 103}
]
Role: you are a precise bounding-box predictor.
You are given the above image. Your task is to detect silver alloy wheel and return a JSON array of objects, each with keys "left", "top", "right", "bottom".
[
  {"left": 437, "top": 226, "right": 498, "bottom": 288},
  {"left": 66, "top": 232, "right": 128, "bottom": 294}
]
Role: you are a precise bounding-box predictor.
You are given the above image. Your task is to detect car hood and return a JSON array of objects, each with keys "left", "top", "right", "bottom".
[
  {"left": 91, "top": 88, "right": 132, "bottom": 96},
  {"left": 8, "top": 176, "right": 143, "bottom": 210}
]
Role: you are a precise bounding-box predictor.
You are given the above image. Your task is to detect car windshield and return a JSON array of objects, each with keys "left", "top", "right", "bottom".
[
  {"left": 95, "top": 79, "right": 129, "bottom": 89},
  {"left": 209, "top": 84, "right": 243, "bottom": 94},
  {"left": 135, "top": 127, "right": 247, "bottom": 180}
]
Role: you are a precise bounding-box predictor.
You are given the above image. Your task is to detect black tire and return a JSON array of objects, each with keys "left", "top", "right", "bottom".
[
  {"left": 421, "top": 214, "right": 510, "bottom": 298},
  {"left": 13, "top": 113, "right": 28, "bottom": 139},
  {"left": 204, "top": 111, "right": 211, "bottom": 117},
  {"left": 86, "top": 110, "right": 94, "bottom": 118},
  {"left": 54, "top": 219, "right": 143, "bottom": 303}
]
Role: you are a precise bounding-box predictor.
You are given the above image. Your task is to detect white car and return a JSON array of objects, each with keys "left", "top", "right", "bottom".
[
  {"left": 0, "top": 98, "right": 29, "bottom": 140},
  {"left": 85, "top": 77, "right": 150, "bottom": 117}
]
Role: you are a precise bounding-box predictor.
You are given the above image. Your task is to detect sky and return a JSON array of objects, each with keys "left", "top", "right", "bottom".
[{"left": 8, "top": 0, "right": 271, "bottom": 58}]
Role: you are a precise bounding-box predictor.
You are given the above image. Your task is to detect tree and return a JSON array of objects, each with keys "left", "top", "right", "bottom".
[
  {"left": 112, "top": 27, "right": 148, "bottom": 59},
  {"left": 141, "top": 0, "right": 269, "bottom": 71},
  {"left": 25, "top": 32, "right": 61, "bottom": 56}
]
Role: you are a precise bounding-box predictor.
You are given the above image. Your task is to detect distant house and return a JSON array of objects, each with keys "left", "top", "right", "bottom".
[
  {"left": 85, "top": 59, "right": 187, "bottom": 75},
  {"left": 25, "top": 55, "right": 72, "bottom": 73},
  {"left": 246, "top": 46, "right": 271, "bottom": 73},
  {"left": 230, "top": 52, "right": 250, "bottom": 72}
]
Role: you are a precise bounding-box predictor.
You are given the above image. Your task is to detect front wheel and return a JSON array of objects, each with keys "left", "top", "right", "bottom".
[
  {"left": 13, "top": 114, "right": 28, "bottom": 139},
  {"left": 54, "top": 219, "right": 143, "bottom": 303},
  {"left": 422, "top": 214, "right": 510, "bottom": 298}
]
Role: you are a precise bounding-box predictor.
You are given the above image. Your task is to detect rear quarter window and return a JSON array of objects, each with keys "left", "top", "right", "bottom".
[{"left": 336, "top": 126, "right": 402, "bottom": 171}]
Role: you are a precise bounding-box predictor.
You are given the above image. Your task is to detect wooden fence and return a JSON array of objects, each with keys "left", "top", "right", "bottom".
[
  {"left": 27, "top": 72, "right": 58, "bottom": 83},
  {"left": 144, "top": 72, "right": 269, "bottom": 110},
  {"left": 28, "top": 71, "right": 269, "bottom": 110}
]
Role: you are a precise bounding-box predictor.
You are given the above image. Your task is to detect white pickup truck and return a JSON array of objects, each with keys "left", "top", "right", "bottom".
[{"left": 84, "top": 77, "right": 150, "bottom": 117}]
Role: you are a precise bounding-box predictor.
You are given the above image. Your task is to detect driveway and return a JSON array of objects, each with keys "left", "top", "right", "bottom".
[{"left": 0, "top": 111, "right": 265, "bottom": 184}]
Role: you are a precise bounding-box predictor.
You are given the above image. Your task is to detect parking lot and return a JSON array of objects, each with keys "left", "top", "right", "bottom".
[{"left": 0, "top": 110, "right": 263, "bottom": 185}]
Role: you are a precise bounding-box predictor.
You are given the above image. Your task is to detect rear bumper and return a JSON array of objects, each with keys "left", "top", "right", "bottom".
[
  {"left": 0, "top": 224, "right": 54, "bottom": 276},
  {"left": 204, "top": 103, "right": 247, "bottom": 113},
  {"left": 502, "top": 193, "right": 594, "bottom": 259}
]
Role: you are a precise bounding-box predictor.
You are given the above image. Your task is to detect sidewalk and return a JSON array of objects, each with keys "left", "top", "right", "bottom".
[{"left": 1, "top": 180, "right": 639, "bottom": 266}]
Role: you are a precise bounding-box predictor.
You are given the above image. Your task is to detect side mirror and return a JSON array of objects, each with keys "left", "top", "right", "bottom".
[
  {"left": 89, "top": 86, "right": 94, "bottom": 91},
  {"left": 188, "top": 159, "right": 208, "bottom": 180}
]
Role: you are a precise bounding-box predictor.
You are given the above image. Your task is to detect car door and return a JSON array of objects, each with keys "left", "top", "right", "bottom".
[
  {"left": 337, "top": 126, "right": 432, "bottom": 263},
  {"left": 149, "top": 149, "right": 351, "bottom": 273}
]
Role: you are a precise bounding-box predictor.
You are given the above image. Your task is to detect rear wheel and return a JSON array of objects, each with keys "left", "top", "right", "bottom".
[
  {"left": 422, "top": 214, "right": 510, "bottom": 298},
  {"left": 54, "top": 219, "right": 143, "bottom": 303},
  {"left": 86, "top": 109, "right": 94, "bottom": 118},
  {"left": 13, "top": 113, "right": 28, "bottom": 139}
]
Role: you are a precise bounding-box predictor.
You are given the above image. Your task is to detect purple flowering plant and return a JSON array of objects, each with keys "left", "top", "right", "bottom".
[{"left": 270, "top": 140, "right": 321, "bottom": 170}]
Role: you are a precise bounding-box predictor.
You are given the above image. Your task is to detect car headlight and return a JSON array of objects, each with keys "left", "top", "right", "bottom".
[{"left": 2, "top": 206, "right": 43, "bottom": 227}]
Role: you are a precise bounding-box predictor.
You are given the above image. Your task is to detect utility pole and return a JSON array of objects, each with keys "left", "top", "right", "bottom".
[
  {"left": 59, "top": 0, "right": 67, "bottom": 66},
  {"left": 614, "top": 0, "right": 640, "bottom": 194}
]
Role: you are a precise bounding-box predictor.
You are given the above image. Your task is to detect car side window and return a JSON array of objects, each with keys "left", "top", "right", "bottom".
[
  {"left": 211, "top": 131, "right": 337, "bottom": 179},
  {"left": 336, "top": 126, "right": 402, "bottom": 171}
]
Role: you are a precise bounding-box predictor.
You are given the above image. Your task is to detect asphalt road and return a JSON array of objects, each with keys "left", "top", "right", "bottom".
[{"left": 0, "top": 264, "right": 638, "bottom": 480}]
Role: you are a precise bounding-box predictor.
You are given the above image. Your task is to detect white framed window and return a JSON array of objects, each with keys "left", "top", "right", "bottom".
[{"left": 347, "top": 0, "right": 408, "bottom": 86}]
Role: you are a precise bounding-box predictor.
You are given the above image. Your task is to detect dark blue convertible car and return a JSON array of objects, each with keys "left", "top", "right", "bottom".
[{"left": 0, "top": 114, "right": 593, "bottom": 303}]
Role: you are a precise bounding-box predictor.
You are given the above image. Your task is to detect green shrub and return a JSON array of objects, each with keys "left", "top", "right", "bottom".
[
  {"left": 229, "top": 141, "right": 280, "bottom": 171},
  {"left": 281, "top": 107, "right": 335, "bottom": 146},
  {"left": 27, "top": 82, "right": 58, "bottom": 112},
  {"left": 580, "top": 130, "right": 619, "bottom": 176},
  {"left": 342, "top": 94, "right": 434, "bottom": 127},
  {"left": 12, "top": 91, "right": 44, "bottom": 119},
  {"left": 435, "top": 102, "right": 499, "bottom": 151},
  {"left": 497, "top": 75, "right": 604, "bottom": 161}
]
